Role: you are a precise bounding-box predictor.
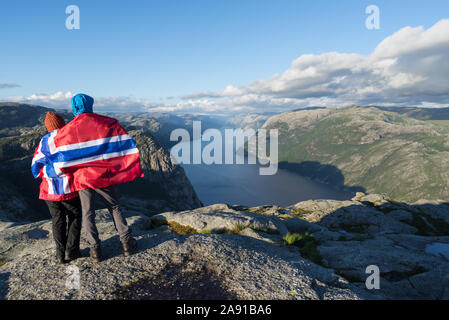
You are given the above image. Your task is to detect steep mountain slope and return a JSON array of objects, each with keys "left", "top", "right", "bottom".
[
  {"left": 0, "top": 104, "right": 202, "bottom": 222},
  {"left": 119, "top": 130, "right": 203, "bottom": 213},
  {"left": 260, "top": 106, "right": 449, "bottom": 202}
]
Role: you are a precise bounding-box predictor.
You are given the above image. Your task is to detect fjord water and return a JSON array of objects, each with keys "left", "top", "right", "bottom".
[{"left": 172, "top": 136, "right": 352, "bottom": 207}]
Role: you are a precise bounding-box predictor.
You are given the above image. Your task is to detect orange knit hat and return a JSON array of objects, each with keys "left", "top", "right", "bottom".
[{"left": 44, "top": 112, "right": 66, "bottom": 132}]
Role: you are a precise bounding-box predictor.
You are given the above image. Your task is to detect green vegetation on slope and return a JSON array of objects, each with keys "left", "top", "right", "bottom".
[
  {"left": 283, "top": 232, "right": 322, "bottom": 265},
  {"left": 262, "top": 106, "right": 449, "bottom": 202}
]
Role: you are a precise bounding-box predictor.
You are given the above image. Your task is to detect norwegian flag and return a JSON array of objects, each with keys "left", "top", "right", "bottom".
[{"left": 31, "top": 113, "right": 144, "bottom": 200}]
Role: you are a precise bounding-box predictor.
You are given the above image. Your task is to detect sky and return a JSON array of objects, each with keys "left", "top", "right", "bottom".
[{"left": 1, "top": 0, "right": 449, "bottom": 114}]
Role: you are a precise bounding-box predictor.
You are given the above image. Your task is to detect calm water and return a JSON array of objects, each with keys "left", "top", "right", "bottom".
[{"left": 173, "top": 137, "right": 352, "bottom": 207}]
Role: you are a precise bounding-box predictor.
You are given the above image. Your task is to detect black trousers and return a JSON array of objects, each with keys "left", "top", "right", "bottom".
[{"left": 45, "top": 197, "right": 82, "bottom": 257}]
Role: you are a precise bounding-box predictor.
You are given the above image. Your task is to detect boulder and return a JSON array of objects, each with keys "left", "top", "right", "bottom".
[{"left": 152, "top": 208, "right": 288, "bottom": 235}]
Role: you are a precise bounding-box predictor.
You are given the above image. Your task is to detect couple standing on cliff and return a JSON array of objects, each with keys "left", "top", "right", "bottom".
[{"left": 31, "top": 93, "right": 144, "bottom": 264}]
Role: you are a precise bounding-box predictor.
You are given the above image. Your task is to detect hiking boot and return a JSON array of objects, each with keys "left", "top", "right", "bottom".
[
  {"left": 89, "top": 246, "right": 102, "bottom": 263},
  {"left": 122, "top": 238, "right": 137, "bottom": 257},
  {"left": 66, "top": 250, "right": 82, "bottom": 262},
  {"left": 56, "top": 253, "right": 66, "bottom": 264}
]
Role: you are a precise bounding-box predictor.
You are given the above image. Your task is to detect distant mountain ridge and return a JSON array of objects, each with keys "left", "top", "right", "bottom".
[
  {"left": 110, "top": 112, "right": 228, "bottom": 149},
  {"left": 374, "top": 106, "right": 449, "bottom": 120}
]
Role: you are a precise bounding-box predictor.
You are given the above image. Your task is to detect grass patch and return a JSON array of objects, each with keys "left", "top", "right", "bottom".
[
  {"left": 233, "top": 224, "right": 247, "bottom": 233},
  {"left": 168, "top": 221, "right": 198, "bottom": 235},
  {"left": 148, "top": 220, "right": 280, "bottom": 237},
  {"left": 250, "top": 226, "right": 280, "bottom": 235},
  {"left": 288, "top": 208, "right": 313, "bottom": 215},
  {"left": 283, "top": 232, "right": 304, "bottom": 245},
  {"left": 283, "top": 207, "right": 313, "bottom": 219},
  {"left": 248, "top": 207, "right": 270, "bottom": 214},
  {"left": 149, "top": 218, "right": 168, "bottom": 229},
  {"left": 0, "top": 260, "right": 6, "bottom": 267},
  {"left": 149, "top": 219, "right": 198, "bottom": 235},
  {"left": 282, "top": 232, "right": 323, "bottom": 266}
]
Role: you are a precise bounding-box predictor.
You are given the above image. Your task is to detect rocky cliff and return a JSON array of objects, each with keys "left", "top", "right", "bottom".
[
  {"left": 0, "top": 193, "right": 448, "bottom": 300},
  {"left": 121, "top": 129, "right": 203, "bottom": 213},
  {"left": 0, "top": 103, "right": 202, "bottom": 222}
]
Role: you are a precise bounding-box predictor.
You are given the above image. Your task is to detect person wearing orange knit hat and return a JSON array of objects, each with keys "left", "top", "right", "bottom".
[
  {"left": 44, "top": 112, "right": 66, "bottom": 133},
  {"left": 33, "top": 112, "right": 83, "bottom": 264}
]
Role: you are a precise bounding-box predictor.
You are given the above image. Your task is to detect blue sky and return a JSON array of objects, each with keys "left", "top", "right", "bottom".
[{"left": 1, "top": 0, "right": 449, "bottom": 113}]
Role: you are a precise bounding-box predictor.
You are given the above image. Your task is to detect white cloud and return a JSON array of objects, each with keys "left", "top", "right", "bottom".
[
  {"left": 182, "top": 19, "right": 449, "bottom": 111},
  {"left": 5, "top": 91, "right": 74, "bottom": 109},
  {"left": 3, "top": 19, "right": 449, "bottom": 114}
]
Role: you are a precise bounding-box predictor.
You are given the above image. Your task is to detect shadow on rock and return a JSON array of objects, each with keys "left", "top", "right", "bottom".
[
  {"left": 297, "top": 194, "right": 449, "bottom": 299},
  {"left": 113, "top": 254, "right": 237, "bottom": 300},
  {"left": 0, "top": 272, "right": 10, "bottom": 300}
]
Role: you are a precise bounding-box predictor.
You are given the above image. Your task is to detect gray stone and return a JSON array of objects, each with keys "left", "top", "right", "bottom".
[
  {"left": 238, "top": 228, "right": 283, "bottom": 244},
  {"left": 2, "top": 193, "right": 449, "bottom": 300},
  {"left": 152, "top": 208, "right": 288, "bottom": 235},
  {"left": 0, "top": 212, "right": 371, "bottom": 300},
  {"left": 408, "top": 269, "right": 449, "bottom": 299},
  {"left": 387, "top": 209, "right": 414, "bottom": 223},
  {"left": 317, "top": 235, "right": 449, "bottom": 299},
  {"left": 283, "top": 217, "right": 324, "bottom": 234},
  {"left": 317, "top": 205, "right": 417, "bottom": 235}
]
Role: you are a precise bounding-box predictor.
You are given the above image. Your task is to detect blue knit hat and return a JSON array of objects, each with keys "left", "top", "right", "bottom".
[{"left": 71, "top": 94, "right": 94, "bottom": 116}]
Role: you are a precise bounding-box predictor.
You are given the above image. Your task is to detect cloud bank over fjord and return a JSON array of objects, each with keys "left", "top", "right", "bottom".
[{"left": 3, "top": 19, "right": 449, "bottom": 114}]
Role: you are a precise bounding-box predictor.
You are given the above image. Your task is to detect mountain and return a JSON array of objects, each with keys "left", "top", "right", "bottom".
[
  {"left": 375, "top": 106, "right": 449, "bottom": 120},
  {"left": 110, "top": 112, "right": 228, "bottom": 149},
  {"left": 0, "top": 103, "right": 448, "bottom": 300},
  {"left": 0, "top": 103, "right": 74, "bottom": 138},
  {"left": 259, "top": 106, "right": 449, "bottom": 202},
  {"left": 0, "top": 103, "right": 202, "bottom": 222},
  {"left": 1, "top": 192, "right": 448, "bottom": 299},
  {"left": 225, "top": 112, "right": 276, "bottom": 131},
  {"left": 120, "top": 129, "right": 203, "bottom": 213}
]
